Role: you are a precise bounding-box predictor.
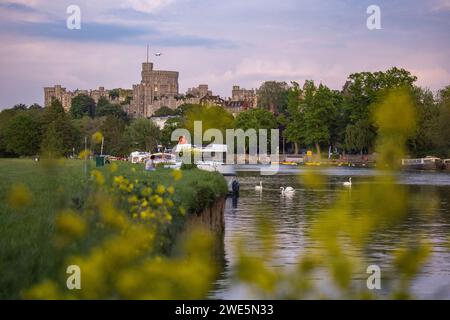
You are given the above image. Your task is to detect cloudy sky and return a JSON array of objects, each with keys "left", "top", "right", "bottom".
[{"left": 0, "top": 0, "right": 449, "bottom": 108}]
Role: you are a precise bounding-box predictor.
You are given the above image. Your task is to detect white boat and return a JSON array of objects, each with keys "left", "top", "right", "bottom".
[
  {"left": 401, "top": 156, "right": 444, "bottom": 170},
  {"left": 129, "top": 151, "right": 151, "bottom": 164},
  {"left": 167, "top": 143, "right": 239, "bottom": 195},
  {"left": 151, "top": 152, "right": 176, "bottom": 166}
]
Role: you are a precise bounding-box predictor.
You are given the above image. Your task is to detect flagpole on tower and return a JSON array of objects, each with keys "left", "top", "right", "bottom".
[{"left": 146, "top": 44, "right": 149, "bottom": 63}]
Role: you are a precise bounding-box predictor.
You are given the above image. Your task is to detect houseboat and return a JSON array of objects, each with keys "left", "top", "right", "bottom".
[{"left": 401, "top": 156, "right": 444, "bottom": 170}]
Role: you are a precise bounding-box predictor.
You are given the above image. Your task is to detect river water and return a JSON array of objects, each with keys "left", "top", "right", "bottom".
[{"left": 211, "top": 166, "right": 450, "bottom": 299}]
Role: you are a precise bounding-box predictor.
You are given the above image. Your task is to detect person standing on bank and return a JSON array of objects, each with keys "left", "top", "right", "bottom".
[{"left": 145, "top": 155, "right": 156, "bottom": 171}]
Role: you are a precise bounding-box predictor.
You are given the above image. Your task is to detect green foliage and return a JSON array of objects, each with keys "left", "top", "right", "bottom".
[
  {"left": 154, "top": 106, "right": 176, "bottom": 117},
  {"left": 183, "top": 105, "right": 234, "bottom": 144},
  {"left": 126, "top": 118, "right": 161, "bottom": 152},
  {"left": 41, "top": 99, "right": 79, "bottom": 157},
  {"left": 341, "top": 67, "right": 418, "bottom": 154},
  {"left": 234, "top": 108, "right": 277, "bottom": 131},
  {"left": 95, "top": 97, "right": 128, "bottom": 121},
  {"left": 2, "top": 113, "right": 42, "bottom": 156},
  {"left": 99, "top": 116, "right": 131, "bottom": 156},
  {"left": 70, "top": 94, "right": 96, "bottom": 119},
  {"left": 257, "top": 81, "right": 289, "bottom": 113}
]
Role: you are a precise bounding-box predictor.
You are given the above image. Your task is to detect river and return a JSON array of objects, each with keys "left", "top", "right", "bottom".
[{"left": 211, "top": 166, "right": 450, "bottom": 299}]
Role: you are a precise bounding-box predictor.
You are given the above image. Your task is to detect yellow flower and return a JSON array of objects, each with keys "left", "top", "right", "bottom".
[
  {"left": 179, "top": 206, "right": 186, "bottom": 216},
  {"left": 114, "top": 176, "right": 125, "bottom": 185},
  {"left": 92, "top": 131, "right": 103, "bottom": 144},
  {"left": 23, "top": 280, "right": 60, "bottom": 299},
  {"left": 109, "top": 162, "right": 118, "bottom": 173},
  {"left": 90, "top": 170, "right": 105, "bottom": 186},
  {"left": 167, "top": 186, "right": 175, "bottom": 195},
  {"left": 151, "top": 195, "right": 163, "bottom": 206},
  {"left": 56, "top": 210, "right": 87, "bottom": 238},
  {"left": 128, "top": 195, "right": 138, "bottom": 204},
  {"left": 165, "top": 199, "right": 174, "bottom": 208},
  {"left": 78, "top": 149, "right": 91, "bottom": 160},
  {"left": 7, "top": 183, "right": 32, "bottom": 209},
  {"left": 171, "top": 169, "right": 182, "bottom": 181},
  {"left": 141, "top": 187, "right": 152, "bottom": 197},
  {"left": 156, "top": 184, "right": 165, "bottom": 195}
]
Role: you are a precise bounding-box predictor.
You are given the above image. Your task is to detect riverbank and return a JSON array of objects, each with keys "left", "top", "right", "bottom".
[{"left": 0, "top": 158, "right": 228, "bottom": 299}]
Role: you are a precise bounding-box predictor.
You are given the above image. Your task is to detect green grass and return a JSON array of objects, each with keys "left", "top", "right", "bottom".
[{"left": 0, "top": 158, "right": 227, "bottom": 299}]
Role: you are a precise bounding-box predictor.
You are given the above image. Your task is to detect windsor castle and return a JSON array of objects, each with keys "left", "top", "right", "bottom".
[{"left": 44, "top": 61, "right": 257, "bottom": 117}]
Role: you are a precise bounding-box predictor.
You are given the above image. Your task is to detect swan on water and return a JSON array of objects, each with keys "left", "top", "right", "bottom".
[
  {"left": 280, "top": 186, "right": 295, "bottom": 195},
  {"left": 343, "top": 177, "right": 352, "bottom": 187},
  {"left": 255, "top": 181, "right": 263, "bottom": 191}
]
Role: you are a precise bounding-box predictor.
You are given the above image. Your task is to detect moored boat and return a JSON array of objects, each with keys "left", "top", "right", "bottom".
[{"left": 401, "top": 156, "right": 444, "bottom": 170}]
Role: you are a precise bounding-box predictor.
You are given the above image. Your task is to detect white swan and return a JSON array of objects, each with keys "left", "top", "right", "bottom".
[
  {"left": 343, "top": 177, "right": 352, "bottom": 187},
  {"left": 255, "top": 181, "right": 263, "bottom": 191},
  {"left": 280, "top": 186, "right": 295, "bottom": 195}
]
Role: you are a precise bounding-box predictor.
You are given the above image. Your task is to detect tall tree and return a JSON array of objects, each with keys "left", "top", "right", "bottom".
[
  {"left": 342, "top": 67, "right": 418, "bottom": 154},
  {"left": 70, "top": 94, "right": 96, "bottom": 119},
  {"left": 282, "top": 82, "right": 304, "bottom": 154},
  {"left": 126, "top": 118, "right": 161, "bottom": 152},
  {"left": 41, "top": 99, "right": 79, "bottom": 157},
  {"left": 257, "top": 81, "right": 289, "bottom": 114},
  {"left": 95, "top": 97, "right": 128, "bottom": 121},
  {"left": 2, "top": 113, "right": 42, "bottom": 156},
  {"left": 183, "top": 105, "right": 234, "bottom": 144},
  {"left": 301, "top": 82, "right": 338, "bottom": 155},
  {"left": 99, "top": 116, "right": 130, "bottom": 156}
]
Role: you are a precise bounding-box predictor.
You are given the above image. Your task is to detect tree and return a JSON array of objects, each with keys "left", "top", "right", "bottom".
[
  {"left": 435, "top": 86, "right": 450, "bottom": 157},
  {"left": 342, "top": 67, "right": 418, "bottom": 154},
  {"left": 40, "top": 122, "right": 65, "bottom": 158},
  {"left": 29, "top": 103, "right": 43, "bottom": 110},
  {"left": 234, "top": 108, "right": 278, "bottom": 152},
  {"left": 183, "top": 105, "right": 235, "bottom": 144},
  {"left": 257, "top": 81, "right": 289, "bottom": 114},
  {"left": 300, "top": 82, "right": 339, "bottom": 156},
  {"left": 126, "top": 118, "right": 161, "bottom": 152},
  {"left": 99, "top": 116, "right": 130, "bottom": 156},
  {"left": 161, "top": 117, "right": 182, "bottom": 148},
  {"left": 70, "top": 94, "right": 96, "bottom": 119},
  {"left": 154, "top": 106, "right": 176, "bottom": 117},
  {"left": 41, "top": 99, "right": 79, "bottom": 157},
  {"left": 95, "top": 97, "right": 128, "bottom": 121},
  {"left": 408, "top": 87, "right": 439, "bottom": 157},
  {"left": 0, "top": 108, "right": 22, "bottom": 156},
  {"left": 109, "top": 89, "right": 120, "bottom": 100},
  {"left": 282, "top": 82, "right": 304, "bottom": 154},
  {"left": 2, "top": 113, "right": 42, "bottom": 156},
  {"left": 345, "top": 119, "right": 376, "bottom": 154},
  {"left": 13, "top": 104, "right": 27, "bottom": 111}
]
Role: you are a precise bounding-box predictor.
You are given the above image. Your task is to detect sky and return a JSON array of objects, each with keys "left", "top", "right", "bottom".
[{"left": 0, "top": 0, "right": 449, "bottom": 108}]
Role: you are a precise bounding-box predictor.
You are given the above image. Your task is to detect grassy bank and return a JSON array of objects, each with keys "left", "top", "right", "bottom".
[{"left": 0, "top": 158, "right": 227, "bottom": 299}]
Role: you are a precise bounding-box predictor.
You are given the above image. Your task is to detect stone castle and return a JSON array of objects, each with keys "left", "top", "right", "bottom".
[
  {"left": 129, "top": 62, "right": 180, "bottom": 117},
  {"left": 44, "top": 60, "right": 257, "bottom": 117}
]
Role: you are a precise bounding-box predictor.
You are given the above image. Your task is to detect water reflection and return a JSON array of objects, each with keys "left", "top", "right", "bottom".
[{"left": 211, "top": 168, "right": 450, "bottom": 299}]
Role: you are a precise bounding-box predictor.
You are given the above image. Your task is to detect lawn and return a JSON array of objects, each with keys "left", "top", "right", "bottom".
[{"left": 0, "top": 158, "right": 227, "bottom": 299}]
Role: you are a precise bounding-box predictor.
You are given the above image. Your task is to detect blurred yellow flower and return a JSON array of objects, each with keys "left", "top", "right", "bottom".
[
  {"left": 141, "top": 187, "right": 152, "bottom": 197},
  {"left": 56, "top": 210, "right": 87, "bottom": 238},
  {"left": 171, "top": 169, "right": 182, "bottom": 181},
  {"left": 92, "top": 132, "right": 103, "bottom": 144},
  {"left": 156, "top": 185, "right": 165, "bottom": 195},
  {"left": 78, "top": 149, "right": 91, "bottom": 160},
  {"left": 109, "top": 162, "right": 118, "bottom": 173},
  {"left": 7, "top": 183, "right": 32, "bottom": 209},
  {"left": 167, "top": 186, "right": 175, "bottom": 195},
  {"left": 24, "top": 280, "right": 60, "bottom": 299},
  {"left": 90, "top": 170, "right": 105, "bottom": 186}
]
